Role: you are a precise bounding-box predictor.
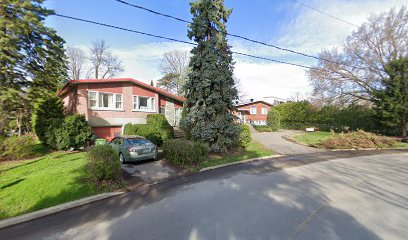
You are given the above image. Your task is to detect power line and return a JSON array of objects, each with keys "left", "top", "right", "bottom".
[
  {"left": 53, "top": 13, "right": 311, "bottom": 69},
  {"left": 292, "top": 0, "right": 359, "bottom": 28},
  {"left": 113, "top": 0, "right": 330, "bottom": 63}
]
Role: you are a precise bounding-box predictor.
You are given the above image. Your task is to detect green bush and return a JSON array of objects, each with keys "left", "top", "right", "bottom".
[
  {"left": 123, "top": 114, "right": 174, "bottom": 146},
  {"left": 0, "top": 134, "right": 48, "bottom": 160},
  {"left": 47, "top": 114, "right": 93, "bottom": 150},
  {"left": 163, "top": 139, "right": 208, "bottom": 168},
  {"left": 31, "top": 95, "right": 65, "bottom": 143},
  {"left": 88, "top": 145, "right": 121, "bottom": 181},
  {"left": 239, "top": 124, "right": 252, "bottom": 148},
  {"left": 252, "top": 125, "right": 272, "bottom": 132},
  {"left": 267, "top": 108, "right": 281, "bottom": 131}
]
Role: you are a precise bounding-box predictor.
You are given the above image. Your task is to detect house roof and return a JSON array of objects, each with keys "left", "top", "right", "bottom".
[
  {"left": 234, "top": 100, "right": 272, "bottom": 108},
  {"left": 58, "top": 78, "right": 185, "bottom": 102}
]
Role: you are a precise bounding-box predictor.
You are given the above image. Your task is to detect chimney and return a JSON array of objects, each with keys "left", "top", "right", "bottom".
[{"left": 250, "top": 98, "right": 254, "bottom": 102}]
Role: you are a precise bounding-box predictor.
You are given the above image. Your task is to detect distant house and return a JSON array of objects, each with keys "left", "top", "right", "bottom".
[
  {"left": 263, "top": 96, "right": 287, "bottom": 105},
  {"left": 234, "top": 100, "right": 273, "bottom": 126},
  {"left": 58, "top": 78, "right": 184, "bottom": 140}
]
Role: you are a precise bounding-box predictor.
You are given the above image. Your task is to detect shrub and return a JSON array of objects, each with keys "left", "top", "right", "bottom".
[
  {"left": 31, "top": 95, "right": 65, "bottom": 143},
  {"left": 239, "top": 124, "right": 252, "bottom": 148},
  {"left": 252, "top": 125, "right": 272, "bottom": 132},
  {"left": 267, "top": 108, "right": 281, "bottom": 131},
  {"left": 163, "top": 139, "right": 208, "bottom": 168},
  {"left": 318, "top": 130, "right": 395, "bottom": 149},
  {"left": 0, "top": 134, "right": 48, "bottom": 160},
  {"left": 88, "top": 145, "right": 121, "bottom": 181},
  {"left": 47, "top": 114, "right": 93, "bottom": 150},
  {"left": 123, "top": 114, "right": 174, "bottom": 146}
]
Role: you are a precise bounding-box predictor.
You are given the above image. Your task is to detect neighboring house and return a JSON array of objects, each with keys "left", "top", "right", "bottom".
[
  {"left": 234, "top": 100, "right": 272, "bottom": 125},
  {"left": 58, "top": 78, "right": 184, "bottom": 140},
  {"left": 263, "top": 96, "right": 287, "bottom": 105}
]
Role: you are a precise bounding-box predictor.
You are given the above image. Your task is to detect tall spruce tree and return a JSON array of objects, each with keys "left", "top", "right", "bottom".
[
  {"left": 373, "top": 58, "right": 408, "bottom": 137},
  {"left": 182, "top": 0, "right": 239, "bottom": 152},
  {"left": 0, "top": 0, "right": 67, "bottom": 134}
]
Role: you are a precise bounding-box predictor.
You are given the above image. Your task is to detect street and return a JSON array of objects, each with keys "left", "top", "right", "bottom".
[{"left": 1, "top": 150, "right": 407, "bottom": 240}]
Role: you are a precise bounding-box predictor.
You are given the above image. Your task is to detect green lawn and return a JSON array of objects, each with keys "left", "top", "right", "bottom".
[
  {"left": 293, "top": 131, "right": 338, "bottom": 146},
  {"left": 0, "top": 152, "right": 98, "bottom": 220},
  {"left": 197, "top": 140, "right": 275, "bottom": 170}
]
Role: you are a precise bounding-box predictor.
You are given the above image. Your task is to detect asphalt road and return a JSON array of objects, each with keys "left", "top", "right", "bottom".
[{"left": 1, "top": 150, "right": 408, "bottom": 240}]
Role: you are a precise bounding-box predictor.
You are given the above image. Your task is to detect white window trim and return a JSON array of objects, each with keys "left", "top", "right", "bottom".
[
  {"left": 132, "top": 95, "right": 157, "bottom": 113},
  {"left": 88, "top": 91, "right": 124, "bottom": 111},
  {"left": 250, "top": 106, "right": 257, "bottom": 115},
  {"left": 261, "top": 107, "right": 268, "bottom": 115}
]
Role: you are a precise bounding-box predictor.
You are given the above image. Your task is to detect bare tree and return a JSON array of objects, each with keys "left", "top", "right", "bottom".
[
  {"left": 233, "top": 76, "right": 247, "bottom": 101},
  {"left": 308, "top": 7, "right": 408, "bottom": 104},
  {"left": 67, "top": 47, "right": 86, "bottom": 80},
  {"left": 89, "top": 40, "right": 124, "bottom": 79},
  {"left": 157, "top": 50, "right": 190, "bottom": 95}
]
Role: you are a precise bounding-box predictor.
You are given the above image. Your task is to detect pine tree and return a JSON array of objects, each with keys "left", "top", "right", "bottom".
[
  {"left": 373, "top": 58, "right": 408, "bottom": 137},
  {"left": 182, "top": 0, "right": 239, "bottom": 152},
  {"left": 0, "top": 0, "right": 67, "bottom": 134}
]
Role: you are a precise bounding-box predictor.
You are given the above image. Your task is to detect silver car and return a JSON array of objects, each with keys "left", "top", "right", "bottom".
[{"left": 109, "top": 136, "right": 159, "bottom": 163}]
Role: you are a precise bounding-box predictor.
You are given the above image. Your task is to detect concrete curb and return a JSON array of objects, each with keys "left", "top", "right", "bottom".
[
  {"left": 199, "top": 155, "right": 283, "bottom": 172},
  {"left": 0, "top": 192, "right": 124, "bottom": 230}
]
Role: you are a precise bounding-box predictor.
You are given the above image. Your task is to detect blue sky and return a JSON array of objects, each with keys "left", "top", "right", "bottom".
[{"left": 45, "top": 0, "right": 406, "bottom": 99}]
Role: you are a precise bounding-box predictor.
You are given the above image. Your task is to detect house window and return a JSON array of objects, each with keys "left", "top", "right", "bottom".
[
  {"left": 89, "top": 91, "right": 97, "bottom": 108},
  {"left": 116, "top": 94, "right": 122, "bottom": 109},
  {"left": 88, "top": 91, "right": 123, "bottom": 110},
  {"left": 261, "top": 107, "right": 268, "bottom": 115},
  {"left": 250, "top": 106, "right": 257, "bottom": 114},
  {"left": 133, "top": 96, "right": 156, "bottom": 112}
]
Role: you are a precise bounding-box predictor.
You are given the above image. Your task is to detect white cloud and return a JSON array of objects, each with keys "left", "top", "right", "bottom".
[{"left": 233, "top": 60, "right": 310, "bottom": 99}]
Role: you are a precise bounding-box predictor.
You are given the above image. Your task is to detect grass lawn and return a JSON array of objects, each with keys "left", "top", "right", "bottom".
[
  {"left": 0, "top": 152, "right": 98, "bottom": 220},
  {"left": 293, "top": 131, "right": 337, "bottom": 146},
  {"left": 197, "top": 140, "right": 275, "bottom": 171}
]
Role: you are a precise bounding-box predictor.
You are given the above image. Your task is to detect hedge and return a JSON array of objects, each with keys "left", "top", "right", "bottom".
[
  {"left": 123, "top": 114, "right": 174, "bottom": 145},
  {"left": 163, "top": 139, "right": 208, "bottom": 168},
  {"left": 267, "top": 108, "right": 281, "bottom": 131},
  {"left": 239, "top": 124, "right": 252, "bottom": 148},
  {"left": 0, "top": 134, "right": 48, "bottom": 160},
  {"left": 88, "top": 145, "right": 122, "bottom": 181}
]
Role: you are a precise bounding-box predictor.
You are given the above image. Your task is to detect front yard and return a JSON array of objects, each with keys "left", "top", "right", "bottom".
[
  {"left": 293, "top": 131, "right": 408, "bottom": 148},
  {"left": 0, "top": 152, "right": 99, "bottom": 220},
  {"left": 197, "top": 140, "right": 275, "bottom": 170}
]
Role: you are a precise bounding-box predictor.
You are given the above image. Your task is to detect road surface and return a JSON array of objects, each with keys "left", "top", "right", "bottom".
[{"left": 1, "top": 150, "right": 407, "bottom": 240}]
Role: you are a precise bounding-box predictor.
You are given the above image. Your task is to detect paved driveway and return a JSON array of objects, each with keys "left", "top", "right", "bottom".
[
  {"left": 253, "top": 130, "right": 324, "bottom": 155},
  {"left": 2, "top": 150, "right": 407, "bottom": 239}
]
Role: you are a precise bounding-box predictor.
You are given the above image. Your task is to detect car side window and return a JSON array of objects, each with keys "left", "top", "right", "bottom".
[
  {"left": 111, "top": 138, "right": 118, "bottom": 144},
  {"left": 117, "top": 138, "right": 123, "bottom": 145}
]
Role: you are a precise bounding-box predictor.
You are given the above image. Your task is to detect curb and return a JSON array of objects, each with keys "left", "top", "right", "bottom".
[
  {"left": 0, "top": 192, "right": 124, "bottom": 230},
  {"left": 199, "top": 155, "right": 283, "bottom": 172}
]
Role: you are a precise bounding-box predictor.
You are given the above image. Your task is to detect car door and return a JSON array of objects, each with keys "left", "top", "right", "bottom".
[
  {"left": 116, "top": 138, "right": 125, "bottom": 154},
  {"left": 110, "top": 138, "right": 119, "bottom": 152}
]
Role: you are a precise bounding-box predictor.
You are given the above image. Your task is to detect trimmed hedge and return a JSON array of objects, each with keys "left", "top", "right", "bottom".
[
  {"left": 252, "top": 125, "right": 272, "bottom": 132},
  {"left": 267, "top": 108, "right": 281, "bottom": 131},
  {"left": 239, "top": 124, "right": 252, "bottom": 148},
  {"left": 123, "top": 114, "right": 174, "bottom": 145},
  {"left": 274, "top": 101, "right": 378, "bottom": 132},
  {"left": 88, "top": 145, "right": 121, "bottom": 181},
  {"left": 163, "top": 139, "right": 208, "bottom": 168},
  {"left": 0, "top": 134, "right": 48, "bottom": 160}
]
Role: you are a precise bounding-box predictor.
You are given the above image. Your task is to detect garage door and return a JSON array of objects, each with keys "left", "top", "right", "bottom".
[{"left": 92, "top": 126, "right": 122, "bottom": 141}]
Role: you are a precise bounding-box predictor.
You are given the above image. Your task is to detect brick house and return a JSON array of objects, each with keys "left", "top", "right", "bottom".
[
  {"left": 234, "top": 100, "right": 272, "bottom": 126},
  {"left": 58, "top": 78, "right": 184, "bottom": 140}
]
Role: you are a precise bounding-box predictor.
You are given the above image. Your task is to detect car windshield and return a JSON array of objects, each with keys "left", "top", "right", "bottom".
[{"left": 127, "top": 139, "right": 152, "bottom": 146}]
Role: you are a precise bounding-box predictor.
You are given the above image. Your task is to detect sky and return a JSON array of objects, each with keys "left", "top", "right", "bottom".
[{"left": 45, "top": 0, "right": 406, "bottom": 100}]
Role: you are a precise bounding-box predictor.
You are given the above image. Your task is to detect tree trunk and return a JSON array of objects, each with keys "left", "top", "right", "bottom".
[{"left": 402, "top": 121, "right": 407, "bottom": 138}]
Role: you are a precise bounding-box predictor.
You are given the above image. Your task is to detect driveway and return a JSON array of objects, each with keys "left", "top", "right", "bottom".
[
  {"left": 2, "top": 150, "right": 407, "bottom": 239},
  {"left": 253, "top": 130, "right": 324, "bottom": 155}
]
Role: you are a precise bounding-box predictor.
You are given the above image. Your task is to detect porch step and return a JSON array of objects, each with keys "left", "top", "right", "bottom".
[{"left": 173, "top": 127, "right": 187, "bottom": 139}]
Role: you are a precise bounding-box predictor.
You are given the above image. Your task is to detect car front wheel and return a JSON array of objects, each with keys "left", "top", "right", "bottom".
[{"left": 119, "top": 153, "right": 126, "bottom": 164}]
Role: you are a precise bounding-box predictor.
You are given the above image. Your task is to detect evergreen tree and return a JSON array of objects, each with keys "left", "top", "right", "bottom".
[
  {"left": 373, "top": 58, "right": 408, "bottom": 137},
  {"left": 0, "top": 0, "right": 67, "bottom": 134},
  {"left": 182, "top": 0, "right": 239, "bottom": 152}
]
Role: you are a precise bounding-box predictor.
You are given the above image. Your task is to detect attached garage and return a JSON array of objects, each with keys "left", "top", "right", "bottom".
[{"left": 92, "top": 126, "right": 122, "bottom": 141}]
